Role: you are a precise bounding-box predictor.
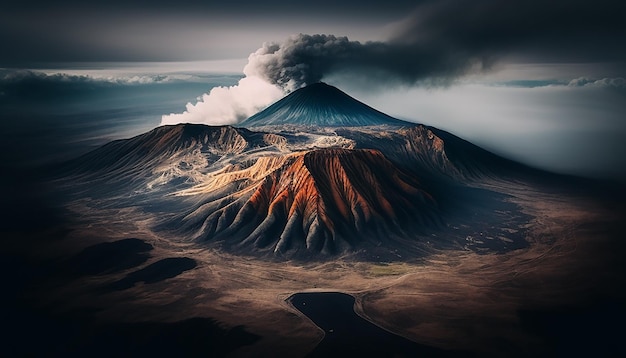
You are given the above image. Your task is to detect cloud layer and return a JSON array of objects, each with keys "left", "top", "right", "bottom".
[{"left": 568, "top": 77, "right": 626, "bottom": 89}]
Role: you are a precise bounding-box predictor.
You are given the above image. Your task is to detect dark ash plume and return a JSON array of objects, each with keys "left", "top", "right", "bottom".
[
  {"left": 244, "top": 0, "right": 625, "bottom": 91},
  {"left": 163, "top": 0, "right": 626, "bottom": 126},
  {"left": 244, "top": 33, "right": 486, "bottom": 91}
]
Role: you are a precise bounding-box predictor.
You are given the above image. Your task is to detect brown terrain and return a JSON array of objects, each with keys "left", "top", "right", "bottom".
[{"left": 5, "top": 83, "right": 624, "bottom": 357}]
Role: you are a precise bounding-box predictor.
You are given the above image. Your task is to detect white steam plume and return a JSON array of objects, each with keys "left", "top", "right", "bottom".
[{"left": 161, "top": 74, "right": 283, "bottom": 126}]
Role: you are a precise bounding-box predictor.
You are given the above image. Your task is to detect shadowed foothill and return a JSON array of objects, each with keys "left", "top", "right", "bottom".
[
  {"left": 6, "top": 314, "right": 259, "bottom": 357},
  {"left": 109, "top": 257, "right": 197, "bottom": 291},
  {"left": 63, "top": 238, "right": 153, "bottom": 276},
  {"left": 518, "top": 302, "right": 626, "bottom": 357}
]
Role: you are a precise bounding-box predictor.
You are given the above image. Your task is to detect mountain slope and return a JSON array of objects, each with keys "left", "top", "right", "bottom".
[
  {"left": 177, "top": 148, "right": 441, "bottom": 257},
  {"left": 240, "top": 83, "right": 409, "bottom": 127},
  {"left": 59, "top": 124, "right": 288, "bottom": 194}
]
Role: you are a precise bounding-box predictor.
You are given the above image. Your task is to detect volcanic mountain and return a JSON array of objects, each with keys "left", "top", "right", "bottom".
[
  {"left": 61, "top": 83, "right": 536, "bottom": 258},
  {"left": 240, "top": 82, "right": 409, "bottom": 127}
]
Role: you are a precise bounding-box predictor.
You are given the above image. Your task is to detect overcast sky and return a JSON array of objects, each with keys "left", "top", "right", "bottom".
[
  {"left": 1, "top": 0, "right": 413, "bottom": 65},
  {"left": 2, "top": 0, "right": 625, "bottom": 67}
]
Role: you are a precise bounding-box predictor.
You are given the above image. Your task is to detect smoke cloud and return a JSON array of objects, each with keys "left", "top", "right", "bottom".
[
  {"left": 162, "top": 0, "right": 625, "bottom": 126},
  {"left": 161, "top": 76, "right": 282, "bottom": 126},
  {"left": 243, "top": 33, "right": 489, "bottom": 92},
  {"left": 161, "top": 33, "right": 486, "bottom": 126}
]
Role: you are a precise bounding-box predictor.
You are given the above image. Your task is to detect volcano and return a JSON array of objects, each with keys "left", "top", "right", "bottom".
[
  {"left": 61, "top": 83, "right": 538, "bottom": 258},
  {"left": 240, "top": 82, "right": 409, "bottom": 127},
  {"left": 23, "top": 77, "right": 625, "bottom": 358}
]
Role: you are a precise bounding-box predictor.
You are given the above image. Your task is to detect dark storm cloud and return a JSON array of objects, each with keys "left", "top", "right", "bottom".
[
  {"left": 244, "top": 0, "right": 626, "bottom": 90},
  {"left": 391, "top": 0, "right": 626, "bottom": 63},
  {"left": 0, "top": 0, "right": 420, "bottom": 66},
  {"left": 2, "top": 0, "right": 419, "bottom": 15}
]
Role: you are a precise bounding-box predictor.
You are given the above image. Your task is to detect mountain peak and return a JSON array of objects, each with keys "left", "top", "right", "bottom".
[{"left": 240, "top": 82, "right": 409, "bottom": 127}]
